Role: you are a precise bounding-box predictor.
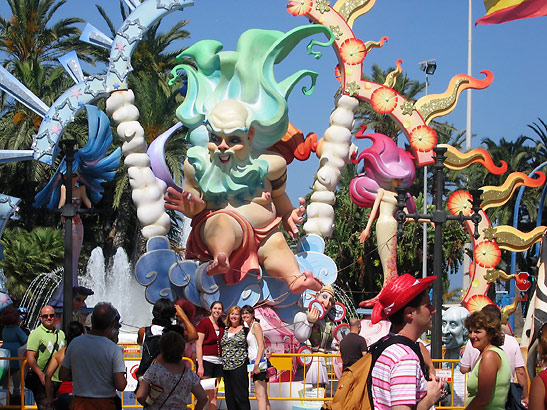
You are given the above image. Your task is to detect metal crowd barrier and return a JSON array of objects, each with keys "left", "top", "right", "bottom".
[{"left": 0, "top": 347, "right": 470, "bottom": 409}]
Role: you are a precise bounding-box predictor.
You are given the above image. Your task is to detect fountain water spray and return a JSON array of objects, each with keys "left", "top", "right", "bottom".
[
  {"left": 20, "top": 270, "right": 61, "bottom": 330},
  {"left": 81, "top": 247, "right": 152, "bottom": 334}
]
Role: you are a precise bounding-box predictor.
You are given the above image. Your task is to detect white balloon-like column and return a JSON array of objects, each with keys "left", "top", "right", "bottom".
[
  {"left": 303, "top": 95, "right": 358, "bottom": 238},
  {"left": 106, "top": 90, "right": 171, "bottom": 238}
]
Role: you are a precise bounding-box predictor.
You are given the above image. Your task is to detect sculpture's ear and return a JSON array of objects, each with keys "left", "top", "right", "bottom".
[{"left": 248, "top": 127, "right": 255, "bottom": 140}]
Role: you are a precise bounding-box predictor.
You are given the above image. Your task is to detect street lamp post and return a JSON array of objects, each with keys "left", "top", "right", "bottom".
[
  {"left": 59, "top": 140, "right": 77, "bottom": 333},
  {"left": 418, "top": 59, "right": 437, "bottom": 278},
  {"left": 395, "top": 146, "right": 482, "bottom": 360}
]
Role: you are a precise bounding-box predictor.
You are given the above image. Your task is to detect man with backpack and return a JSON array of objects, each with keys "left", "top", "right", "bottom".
[
  {"left": 369, "top": 273, "right": 443, "bottom": 410},
  {"left": 324, "top": 275, "right": 443, "bottom": 410}
]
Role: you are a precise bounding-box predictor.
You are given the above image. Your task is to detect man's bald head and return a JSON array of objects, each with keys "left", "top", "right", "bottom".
[
  {"left": 40, "top": 305, "right": 56, "bottom": 329},
  {"left": 349, "top": 318, "right": 361, "bottom": 333}
]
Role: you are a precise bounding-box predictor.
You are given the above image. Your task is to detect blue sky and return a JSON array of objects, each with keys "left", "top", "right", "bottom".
[
  {"left": 1, "top": 1, "right": 546, "bottom": 291},
  {"left": 42, "top": 0, "right": 546, "bottom": 201},
  {"left": 1, "top": 0, "right": 545, "bottom": 200}
]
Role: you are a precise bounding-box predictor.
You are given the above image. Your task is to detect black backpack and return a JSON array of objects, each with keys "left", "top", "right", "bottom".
[{"left": 136, "top": 327, "right": 161, "bottom": 378}]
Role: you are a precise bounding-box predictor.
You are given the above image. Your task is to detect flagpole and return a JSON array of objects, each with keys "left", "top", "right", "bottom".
[
  {"left": 463, "top": 0, "right": 473, "bottom": 293},
  {"left": 466, "top": 0, "right": 472, "bottom": 150}
]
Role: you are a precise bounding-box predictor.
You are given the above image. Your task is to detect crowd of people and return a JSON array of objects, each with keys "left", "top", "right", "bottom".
[
  {"left": 335, "top": 273, "right": 546, "bottom": 410},
  {"left": 1, "top": 281, "right": 546, "bottom": 410}
]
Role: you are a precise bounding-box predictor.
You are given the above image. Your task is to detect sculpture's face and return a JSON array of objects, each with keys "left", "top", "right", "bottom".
[
  {"left": 208, "top": 129, "right": 253, "bottom": 166},
  {"left": 206, "top": 99, "right": 255, "bottom": 169},
  {"left": 442, "top": 307, "right": 468, "bottom": 349},
  {"left": 318, "top": 291, "right": 334, "bottom": 311}
]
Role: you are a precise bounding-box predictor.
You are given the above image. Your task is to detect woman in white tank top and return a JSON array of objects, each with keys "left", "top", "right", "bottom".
[{"left": 241, "top": 305, "right": 271, "bottom": 410}]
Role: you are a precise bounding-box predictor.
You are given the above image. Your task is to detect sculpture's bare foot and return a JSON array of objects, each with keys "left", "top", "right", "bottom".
[
  {"left": 289, "top": 270, "right": 323, "bottom": 294},
  {"left": 359, "top": 294, "right": 379, "bottom": 308},
  {"left": 206, "top": 253, "right": 229, "bottom": 276}
]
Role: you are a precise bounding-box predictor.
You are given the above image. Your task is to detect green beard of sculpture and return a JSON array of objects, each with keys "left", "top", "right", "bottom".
[{"left": 187, "top": 145, "right": 269, "bottom": 206}]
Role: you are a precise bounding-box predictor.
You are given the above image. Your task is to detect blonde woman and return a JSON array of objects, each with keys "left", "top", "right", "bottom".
[
  {"left": 242, "top": 305, "right": 271, "bottom": 410},
  {"left": 221, "top": 306, "right": 250, "bottom": 410}
]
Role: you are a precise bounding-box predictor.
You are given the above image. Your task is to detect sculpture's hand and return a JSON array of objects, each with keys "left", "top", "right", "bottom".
[
  {"left": 306, "top": 307, "right": 319, "bottom": 324},
  {"left": 283, "top": 197, "right": 305, "bottom": 239},
  {"left": 359, "top": 227, "right": 370, "bottom": 243},
  {"left": 164, "top": 187, "right": 205, "bottom": 216}
]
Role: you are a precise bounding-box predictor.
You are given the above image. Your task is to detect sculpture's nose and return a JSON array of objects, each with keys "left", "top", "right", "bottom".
[{"left": 218, "top": 140, "right": 229, "bottom": 152}]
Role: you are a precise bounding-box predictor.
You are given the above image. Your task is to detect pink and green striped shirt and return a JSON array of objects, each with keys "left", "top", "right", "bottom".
[{"left": 371, "top": 343, "right": 427, "bottom": 409}]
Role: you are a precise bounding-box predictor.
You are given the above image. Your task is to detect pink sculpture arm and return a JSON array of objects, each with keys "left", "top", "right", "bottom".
[{"left": 282, "top": 197, "right": 306, "bottom": 239}]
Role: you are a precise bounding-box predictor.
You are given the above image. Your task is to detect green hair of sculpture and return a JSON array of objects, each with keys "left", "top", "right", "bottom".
[{"left": 170, "top": 24, "right": 334, "bottom": 152}]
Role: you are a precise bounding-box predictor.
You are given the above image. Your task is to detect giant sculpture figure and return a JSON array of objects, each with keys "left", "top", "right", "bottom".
[
  {"left": 440, "top": 306, "right": 469, "bottom": 407},
  {"left": 164, "top": 27, "right": 335, "bottom": 293},
  {"left": 33, "top": 105, "right": 121, "bottom": 305},
  {"left": 349, "top": 132, "right": 416, "bottom": 306}
]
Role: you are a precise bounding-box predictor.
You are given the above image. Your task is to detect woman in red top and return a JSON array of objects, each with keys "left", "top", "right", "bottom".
[
  {"left": 530, "top": 323, "right": 547, "bottom": 410},
  {"left": 196, "top": 301, "right": 225, "bottom": 410}
]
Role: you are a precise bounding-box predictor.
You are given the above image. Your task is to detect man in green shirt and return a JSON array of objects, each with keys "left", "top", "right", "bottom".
[{"left": 26, "top": 305, "right": 65, "bottom": 409}]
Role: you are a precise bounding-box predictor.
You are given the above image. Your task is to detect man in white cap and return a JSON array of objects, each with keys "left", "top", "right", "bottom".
[{"left": 369, "top": 273, "right": 443, "bottom": 410}]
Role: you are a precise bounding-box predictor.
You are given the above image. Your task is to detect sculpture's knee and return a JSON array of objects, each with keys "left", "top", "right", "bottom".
[{"left": 203, "top": 213, "right": 236, "bottom": 236}]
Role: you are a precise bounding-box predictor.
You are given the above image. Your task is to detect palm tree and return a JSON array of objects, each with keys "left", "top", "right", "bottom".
[
  {"left": 529, "top": 118, "right": 547, "bottom": 167},
  {"left": 0, "top": 0, "right": 93, "bottom": 231},
  {"left": 92, "top": 1, "right": 191, "bottom": 261},
  {"left": 0, "top": 226, "right": 63, "bottom": 299},
  {"left": 0, "top": 0, "right": 99, "bottom": 87}
]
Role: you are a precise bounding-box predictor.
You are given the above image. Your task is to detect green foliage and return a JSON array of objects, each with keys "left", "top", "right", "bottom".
[{"left": 0, "top": 226, "right": 63, "bottom": 299}]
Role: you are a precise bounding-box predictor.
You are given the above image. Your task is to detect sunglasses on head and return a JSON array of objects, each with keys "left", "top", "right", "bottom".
[{"left": 41, "top": 314, "right": 55, "bottom": 319}]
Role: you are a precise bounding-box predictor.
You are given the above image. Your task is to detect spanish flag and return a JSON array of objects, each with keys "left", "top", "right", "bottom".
[{"left": 476, "top": 0, "right": 547, "bottom": 25}]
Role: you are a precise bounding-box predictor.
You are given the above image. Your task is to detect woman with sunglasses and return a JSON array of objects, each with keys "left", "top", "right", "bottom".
[
  {"left": 530, "top": 323, "right": 547, "bottom": 410},
  {"left": 196, "top": 301, "right": 224, "bottom": 410},
  {"left": 241, "top": 305, "right": 271, "bottom": 410},
  {"left": 221, "top": 305, "right": 250, "bottom": 410}
]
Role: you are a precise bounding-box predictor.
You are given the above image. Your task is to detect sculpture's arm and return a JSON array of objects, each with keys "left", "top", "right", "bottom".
[
  {"left": 164, "top": 159, "right": 206, "bottom": 218},
  {"left": 266, "top": 153, "right": 304, "bottom": 238},
  {"left": 294, "top": 310, "right": 318, "bottom": 343},
  {"left": 58, "top": 184, "right": 67, "bottom": 208},
  {"left": 359, "top": 188, "right": 385, "bottom": 243},
  {"left": 79, "top": 186, "right": 92, "bottom": 209}
]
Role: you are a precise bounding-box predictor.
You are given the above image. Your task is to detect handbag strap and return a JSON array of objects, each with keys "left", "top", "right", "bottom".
[
  {"left": 157, "top": 367, "right": 185, "bottom": 410},
  {"left": 39, "top": 331, "right": 59, "bottom": 373}
]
